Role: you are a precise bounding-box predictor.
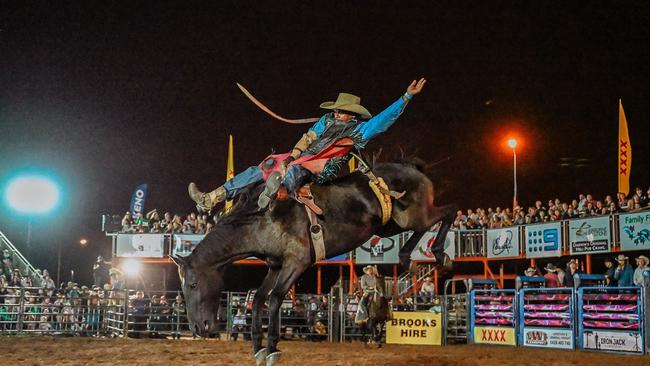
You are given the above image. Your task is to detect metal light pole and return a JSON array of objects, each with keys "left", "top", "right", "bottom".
[{"left": 508, "top": 138, "right": 518, "bottom": 210}]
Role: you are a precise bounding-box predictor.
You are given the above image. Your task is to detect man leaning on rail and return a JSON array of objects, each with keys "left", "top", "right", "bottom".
[{"left": 188, "top": 78, "right": 426, "bottom": 211}]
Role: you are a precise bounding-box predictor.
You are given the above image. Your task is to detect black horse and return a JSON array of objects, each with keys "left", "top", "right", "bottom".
[{"left": 172, "top": 161, "right": 456, "bottom": 365}]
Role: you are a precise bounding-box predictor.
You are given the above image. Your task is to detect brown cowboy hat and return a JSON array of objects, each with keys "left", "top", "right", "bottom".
[
  {"left": 616, "top": 254, "right": 628, "bottom": 262},
  {"left": 320, "top": 93, "right": 372, "bottom": 119}
]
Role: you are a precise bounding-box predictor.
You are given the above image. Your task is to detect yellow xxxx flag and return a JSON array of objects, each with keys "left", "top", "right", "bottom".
[
  {"left": 618, "top": 100, "right": 632, "bottom": 195},
  {"left": 225, "top": 135, "right": 235, "bottom": 211}
]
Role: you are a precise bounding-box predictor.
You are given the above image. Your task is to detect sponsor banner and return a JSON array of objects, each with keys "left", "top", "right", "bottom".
[
  {"left": 355, "top": 234, "right": 401, "bottom": 264},
  {"left": 568, "top": 216, "right": 611, "bottom": 254},
  {"left": 409, "top": 230, "right": 456, "bottom": 261},
  {"left": 386, "top": 311, "right": 442, "bottom": 345},
  {"left": 116, "top": 234, "right": 165, "bottom": 258},
  {"left": 172, "top": 234, "right": 205, "bottom": 257},
  {"left": 129, "top": 183, "right": 148, "bottom": 215},
  {"left": 474, "top": 326, "right": 516, "bottom": 346},
  {"left": 618, "top": 212, "right": 650, "bottom": 251},
  {"left": 524, "top": 222, "right": 562, "bottom": 258},
  {"left": 522, "top": 327, "right": 574, "bottom": 349},
  {"left": 583, "top": 330, "right": 643, "bottom": 353},
  {"left": 487, "top": 227, "right": 520, "bottom": 258}
]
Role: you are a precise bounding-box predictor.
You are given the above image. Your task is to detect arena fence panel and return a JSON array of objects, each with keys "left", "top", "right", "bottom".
[{"left": 518, "top": 287, "right": 575, "bottom": 350}]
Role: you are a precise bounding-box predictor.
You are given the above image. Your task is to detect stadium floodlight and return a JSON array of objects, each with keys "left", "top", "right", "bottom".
[
  {"left": 122, "top": 258, "right": 141, "bottom": 277},
  {"left": 5, "top": 175, "right": 60, "bottom": 214},
  {"left": 507, "top": 138, "right": 518, "bottom": 149}
]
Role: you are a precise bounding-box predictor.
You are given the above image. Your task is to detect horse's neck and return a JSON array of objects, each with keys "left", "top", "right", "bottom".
[{"left": 189, "top": 228, "right": 258, "bottom": 268}]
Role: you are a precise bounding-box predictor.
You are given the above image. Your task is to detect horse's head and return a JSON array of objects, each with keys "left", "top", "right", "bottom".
[{"left": 171, "top": 255, "right": 225, "bottom": 337}]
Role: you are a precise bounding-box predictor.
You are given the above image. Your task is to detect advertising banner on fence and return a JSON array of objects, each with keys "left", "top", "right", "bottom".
[
  {"left": 618, "top": 212, "right": 650, "bottom": 251},
  {"left": 568, "top": 216, "right": 611, "bottom": 255},
  {"left": 386, "top": 311, "right": 442, "bottom": 345},
  {"left": 321, "top": 253, "right": 347, "bottom": 262},
  {"left": 473, "top": 326, "right": 516, "bottom": 346},
  {"left": 583, "top": 330, "right": 643, "bottom": 353},
  {"left": 487, "top": 227, "right": 520, "bottom": 258},
  {"left": 409, "top": 230, "right": 456, "bottom": 261},
  {"left": 115, "top": 234, "right": 165, "bottom": 258},
  {"left": 525, "top": 222, "right": 562, "bottom": 258},
  {"left": 355, "top": 234, "right": 401, "bottom": 264},
  {"left": 173, "top": 234, "right": 205, "bottom": 257},
  {"left": 522, "top": 327, "right": 574, "bottom": 349}
]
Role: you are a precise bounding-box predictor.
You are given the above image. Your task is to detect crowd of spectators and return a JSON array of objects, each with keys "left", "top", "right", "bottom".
[
  {"left": 453, "top": 187, "right": 650, "bottom": 230},
  {"left": 523, "top": 254, "right": 650, "bottom": 289},
  {"left": 120, "top": 209, "right": 214, "bottom": 235}
]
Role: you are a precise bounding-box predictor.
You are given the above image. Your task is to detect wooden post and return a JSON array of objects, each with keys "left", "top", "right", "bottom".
[
  {"left": 586, "top": 254, "right": 592, "bottom": 274},
  {"left": 348, "top": 262, "right": 354, "bottom": 295},
  {"left": 392, "top": 264, "right": 398, "bottom": 300},
  {"left": 317, "top": 266, "right": 322, "bottom": 295},
  {"left": 499, "top": 264, "right": 504, "bottom": 288},
  {"left": 434, "top": 269, "right": 439, "bottom": 295}
]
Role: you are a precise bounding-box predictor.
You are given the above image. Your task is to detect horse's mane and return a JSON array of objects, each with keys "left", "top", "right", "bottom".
[{"left": 215, "top": 184, "right": 266, "bottom": 226}]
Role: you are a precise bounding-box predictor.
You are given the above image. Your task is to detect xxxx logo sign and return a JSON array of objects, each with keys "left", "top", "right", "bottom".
[
  {"left": 474, "top": 327, "right": 516, "bottom": 345},
  {"left": 481, "top": 329, "right": 506, "bottom": 342}
]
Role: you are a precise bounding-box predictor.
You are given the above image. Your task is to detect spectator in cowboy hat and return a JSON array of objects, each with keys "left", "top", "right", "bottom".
[
  {"left": 543, "top": 263, "right": 561, "bottom": 288},
  {"left": 564, "top": 259, "right": 581, "bottom": 288},
  {"left": 614, "top": 254, "right": 634, "bottom": 287},
  {"left": 603, "top": 257, "right": 618, "bottom": 287},
  {"left": 633, "top": 255, "right": 649, "bottom": 286},
  {"left": 523, "top": 267, "right": 537, "bottom": 277}
]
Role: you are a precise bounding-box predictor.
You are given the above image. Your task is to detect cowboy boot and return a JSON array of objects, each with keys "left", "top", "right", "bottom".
[
  {"left": 257, "top": 172, "right": 282, "bottom": 209},
  {"left": 188, "top": 183, "right": 227, "bottom": 212}
]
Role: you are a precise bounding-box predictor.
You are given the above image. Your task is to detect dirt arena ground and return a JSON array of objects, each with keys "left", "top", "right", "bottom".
[{"left": 1, "top": 337, "right": 648, "bottom": 366}]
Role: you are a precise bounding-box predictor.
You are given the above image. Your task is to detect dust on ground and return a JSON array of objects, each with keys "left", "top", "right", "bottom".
[{"left": 1, "top": 337, "right": 648, "bottom": 366}]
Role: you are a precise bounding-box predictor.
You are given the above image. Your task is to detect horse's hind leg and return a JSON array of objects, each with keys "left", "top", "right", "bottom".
[
  {"left": 252, "top": 268, "right": 280, "bottom": 365},
  {"left": 398, "top": 204, "right": 457, "bottom": 269}
]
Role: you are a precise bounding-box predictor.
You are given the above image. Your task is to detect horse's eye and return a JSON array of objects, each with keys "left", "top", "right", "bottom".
[{"left": 189, "top": 283, "right": 198, "bottom": 289}]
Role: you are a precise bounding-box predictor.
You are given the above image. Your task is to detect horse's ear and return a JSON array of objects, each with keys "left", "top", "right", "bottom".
[{"left": 169, "top": 255, "right": 187, "bottom": 267}]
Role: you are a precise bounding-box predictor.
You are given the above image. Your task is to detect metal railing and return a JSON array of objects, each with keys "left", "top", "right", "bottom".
[{"left": 0, "top": 230, "right": 44, "bottom": 285}]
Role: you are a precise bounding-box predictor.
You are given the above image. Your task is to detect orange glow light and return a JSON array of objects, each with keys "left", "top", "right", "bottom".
[{"left": 79, "top": 238, "right": 88, "bottom": 246}]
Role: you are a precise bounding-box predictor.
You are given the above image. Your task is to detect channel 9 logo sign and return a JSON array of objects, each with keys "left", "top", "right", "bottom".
[{"left": 526, "top": 223, "right": 562, "bottom": 258}]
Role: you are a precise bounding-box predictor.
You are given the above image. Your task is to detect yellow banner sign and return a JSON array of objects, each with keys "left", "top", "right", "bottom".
[
  {"left": 386, "top": 311, "right": 442, "bottom": 345},
  {"left": 473, "top": 326, "right": 516, "bottom": 346}
]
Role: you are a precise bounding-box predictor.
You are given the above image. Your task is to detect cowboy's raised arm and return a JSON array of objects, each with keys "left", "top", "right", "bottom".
[{"left": 355, "top": 78, "right": 426, "bottom": 144}]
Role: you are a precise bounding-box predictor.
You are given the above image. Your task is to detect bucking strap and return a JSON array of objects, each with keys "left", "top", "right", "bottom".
[
  {"left": 368, "top": 177, "right": 394, "bottom": 225},
  {"left": 296, "top": 185, "right": 326, "bottom": 261}
]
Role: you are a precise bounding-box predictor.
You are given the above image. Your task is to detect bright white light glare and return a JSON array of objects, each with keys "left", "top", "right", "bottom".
[
  {"left": 122, "top": 258, "right": 141, "bottom": 276},
  {"left": 5, "top": 176, "right": 60, "bottom": 214}
]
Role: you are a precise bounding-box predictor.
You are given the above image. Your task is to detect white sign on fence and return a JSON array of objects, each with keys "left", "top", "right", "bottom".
[
  {"left": 522, "top": 327, "right": 573, "bottom": 349},
  {"left": 568, "top": 216, "right": 610, "bottom": 254},
  {"left": 409, "top": 230, "right": 455, "bottom": 261},
  {"left": 487, "top": 227, "right": 520, "bottom": 258},
  {"left": 583, "top": 330, "right": 643, "bottom": 353},
  {"left": 115, "top": 234, "right": 165, "bottom": 258},
  {"left": 524, "top": 222, "right": 562, "bottom": 258},
  {"left": 618, "top": 212, "right": 650, "bottom": 251}
]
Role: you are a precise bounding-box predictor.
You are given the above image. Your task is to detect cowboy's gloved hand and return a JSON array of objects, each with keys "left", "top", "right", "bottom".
[
  {"left": 282, "top": 156, "right": 295, "bottom": 170},
  {"left": 406, "top": 78, "right": 427, "bottom": 96}
]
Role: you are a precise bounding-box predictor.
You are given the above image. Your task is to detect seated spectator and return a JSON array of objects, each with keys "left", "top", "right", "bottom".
[
  {"left": 615, "top": 254, "right": 634, "bottom": 287},
  {"left": 418, "top": 276, "right": 435, "bottom": 303},
  {"left": 121, "top": 211, "right": 134, "bottom": 232},
  {"left": 149, "top": 221, "right": 162, "bottom": 233},
  {"left": 633, "top": 255, "right": 649, "bottom": 286}
]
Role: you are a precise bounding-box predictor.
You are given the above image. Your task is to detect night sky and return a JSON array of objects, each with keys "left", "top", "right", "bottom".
[{"left": 1, "top": 2, "right": 649, "bottom": 285}]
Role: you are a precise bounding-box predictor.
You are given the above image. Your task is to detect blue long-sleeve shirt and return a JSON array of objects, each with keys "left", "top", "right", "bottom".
[
  {"left": 308, "top": 97, "right": 407, "bottom": 145},
  {"left": 615, "top": 264, "right": 634, "bottom": 287}
]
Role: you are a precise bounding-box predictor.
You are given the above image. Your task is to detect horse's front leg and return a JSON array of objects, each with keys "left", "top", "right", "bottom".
[
  {"left": 252, "top": 268, "right": 280, "bottom": 365},
  {"left": 265, "top": 261, "right": 309, "bottom": 365}
]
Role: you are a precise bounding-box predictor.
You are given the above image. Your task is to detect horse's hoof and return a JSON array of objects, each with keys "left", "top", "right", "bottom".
[
  {"left": 254, "top": 348, "right": 268, "bottom": 366},
  {"left": 266, "top": 351, "right": 282, "bottom": 366}
]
